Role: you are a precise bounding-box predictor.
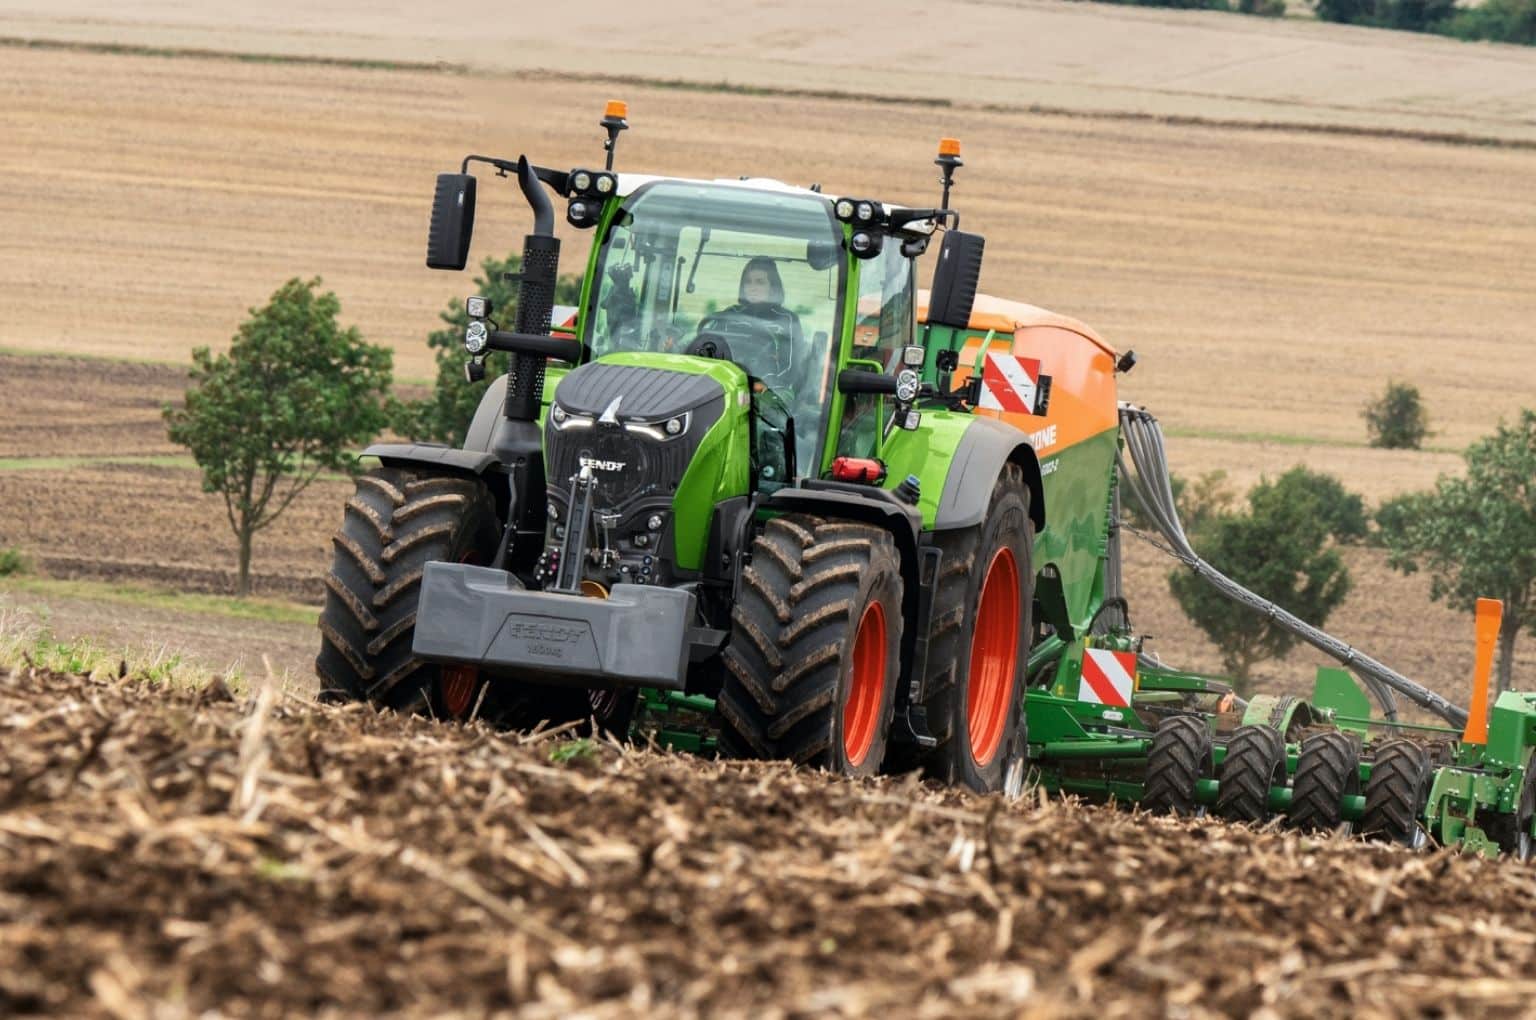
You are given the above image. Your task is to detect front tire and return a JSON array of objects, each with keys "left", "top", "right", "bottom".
[
  {"left": 316, "top": 466, "right": 500, "bottom": 716},
  {"left": 716, "top": 515, "right": 903, "bottom": 777}
]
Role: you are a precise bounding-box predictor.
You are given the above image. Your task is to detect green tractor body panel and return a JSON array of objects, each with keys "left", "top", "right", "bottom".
[{"left": 576, "top": 350, "right": 754, "bottom": 572}]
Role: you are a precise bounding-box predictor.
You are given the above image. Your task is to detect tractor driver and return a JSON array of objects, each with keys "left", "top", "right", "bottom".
[{"left": 695, "top": 257, "right": 804, "bottom": 387}]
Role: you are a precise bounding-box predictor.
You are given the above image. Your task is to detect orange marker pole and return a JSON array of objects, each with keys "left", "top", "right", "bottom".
[{"left": 1462, "top": 597, "right": 1503, "bottom": 745}]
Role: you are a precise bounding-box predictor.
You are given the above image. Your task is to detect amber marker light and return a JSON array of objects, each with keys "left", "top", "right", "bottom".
[
  {"left": 605, "top": 100, "right": 629, "bottom": 121},
  {"left": 938, "top": 137, "right": 962, "bottom": 157}
]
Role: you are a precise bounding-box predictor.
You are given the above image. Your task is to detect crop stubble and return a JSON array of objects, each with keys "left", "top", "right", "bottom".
[{"left": 4, "top": 663, "right": 1536, "bottom": 1019}]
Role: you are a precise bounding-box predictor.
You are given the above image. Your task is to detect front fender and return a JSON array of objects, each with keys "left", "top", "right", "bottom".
[
  {"left": 363, "top": 443, "right": 499, "bottom": 476},
  {"left": 933, "top": 417, "right": 1046, "bottom": 532}
]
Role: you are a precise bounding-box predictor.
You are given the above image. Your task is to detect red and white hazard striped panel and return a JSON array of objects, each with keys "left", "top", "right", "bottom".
[
  {"left": 552, "top": 305, "right": 580, "bottom": 330},
  {"left": 1078, "top": 648, "right": 1136, "bottom": 708},
  {"left": 978, "top": 353, "right": 1042, "bottom": 415}
]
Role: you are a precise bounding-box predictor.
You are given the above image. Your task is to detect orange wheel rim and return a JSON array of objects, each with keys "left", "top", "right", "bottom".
[
  {"left": 843, "top": 601, "right": 888, "bottom": 767},
  {"left": 441, "top": 664, "right": 478, "bottom": 717},
  {"left": 441, "top": 547, "right": 483, "bottom": 718},
  {"left": 967, "top": 547, "right": 1020, "bottom": 766}
]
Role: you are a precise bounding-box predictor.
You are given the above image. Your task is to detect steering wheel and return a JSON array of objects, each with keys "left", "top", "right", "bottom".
[
  {"left": 683, "top": 333, "right": 735, "bottom": 362},
  {"left": 693, "top": 313, "right": 785, "bottom": 370}
]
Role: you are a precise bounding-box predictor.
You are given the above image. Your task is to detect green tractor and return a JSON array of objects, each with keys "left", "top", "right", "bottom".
[
  {"left": 317, "top": 108, "right": 1072, "bottom": 790},
  {"left": 317, "top": 104, "right": 1536, "bottom": 852}
]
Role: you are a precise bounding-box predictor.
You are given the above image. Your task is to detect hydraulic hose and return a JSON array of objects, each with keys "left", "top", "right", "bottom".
[{"left": 1115, "top": 404, "right": 1468, "bottom": 728}]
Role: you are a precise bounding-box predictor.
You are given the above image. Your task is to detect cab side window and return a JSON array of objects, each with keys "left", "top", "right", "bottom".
[{"left": 838, "top": 248, "right": 914, "bottom": 460}]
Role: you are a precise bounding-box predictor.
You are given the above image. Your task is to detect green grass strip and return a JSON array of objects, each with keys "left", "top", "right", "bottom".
[
  {"left": 1161, "top": 426, "right": 1460, "bottom": 454},
  {"left": 0, "top": 575, "right": 318, "bottom": 626}
]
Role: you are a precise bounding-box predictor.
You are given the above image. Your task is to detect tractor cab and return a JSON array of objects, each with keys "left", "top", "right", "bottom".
[{"left": 578, "top": 176, "right": 927, "bottom": 488}]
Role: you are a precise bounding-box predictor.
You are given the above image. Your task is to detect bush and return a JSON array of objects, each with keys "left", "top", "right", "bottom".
[
  {"left": 1363, "top": 380, "right": 1430, "bottom": 450},
  {"left": 0, "top": 547, "right": 27, "bottom": 577},
  {"left": 1440, "top": 0, "right": 1536, "bottom": 43},
  {"left": 1316, "top": 0, "right": 1456, "bottom": 28},
  {"left": 394, "top": 254, "right": 583, "bottom": 446}
]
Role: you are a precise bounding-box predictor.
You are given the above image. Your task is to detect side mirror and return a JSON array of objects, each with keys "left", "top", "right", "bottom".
[
  {"left": 926, "top": 230, "right": 984, "bottom": 329},
  {"left": 806, "top": 238, "right": 839, "bottom": 271},
  {"left": 426, "top": 173, "right": 477, "bottom": 270}
]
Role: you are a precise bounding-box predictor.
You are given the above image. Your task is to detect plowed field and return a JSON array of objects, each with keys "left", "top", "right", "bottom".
[{"left": 5, "top": 663, "right": 1536, "bottom": 1019}]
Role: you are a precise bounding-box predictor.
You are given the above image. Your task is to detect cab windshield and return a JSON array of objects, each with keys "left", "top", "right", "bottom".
[{"left": 586, "top": 182, "right": 843, "bottom": 479}]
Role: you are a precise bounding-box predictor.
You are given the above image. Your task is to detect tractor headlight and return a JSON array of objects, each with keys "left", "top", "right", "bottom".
[
  {"left": 465, "top": 295, "right": 491, "bottom": 319},
  {"left": 464, "top": 320, "right": 488, "bottom": 354},
  {"left": 572, "top": 170, "right": 593, "bottom": 193},
  {"left": 594, "top": 172, "right": 616, "bottom": 194},
  {"left": 895, "top": 369, "right": 920, "bottom": 403},
  {"left": 849, "top": 230, "right": 883, "bottom": 259},
  {"left": 622, "top": 411, "right": 690, "bottom": 441},
  {"left": 568, "top": 199, "right": 601, "bottom": 229},
  {"left": 549, "top": 404, "right": 594, "bottom": 431},
  {"left": 834, "top": 197, "right": 884, "bottom": 225}
]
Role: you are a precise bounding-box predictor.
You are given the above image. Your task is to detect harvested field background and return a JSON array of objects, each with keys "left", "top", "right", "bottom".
[
  {"left": 3, "top": 15, "right": 1536, "bottom": 1016},
  {"left": 2, "top": 42, "right": 1534, "bottom": 449},
  {"left": 5, "top": 663, "right": 1536, "bottom": 1019}
]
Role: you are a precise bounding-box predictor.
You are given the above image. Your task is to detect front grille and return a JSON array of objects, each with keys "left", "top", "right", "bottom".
[{"left": 546, "top": 425, "right": 692, "bottom": 508}]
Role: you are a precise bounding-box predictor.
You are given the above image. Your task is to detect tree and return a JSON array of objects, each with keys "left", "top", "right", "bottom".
[
  {"left": 165, "top": 278, "right": 392, "bottom": 596},
  {"left": 1377, "top": 411, "right": 1536, "bottom": 692},
  {"left": 1363, "top": 380, "right": 1430, "bottom": 450},
  {"left": 1249, "top": 467, "right": 1368, "bottom": 545},
  {"left": 1169, "top": 471, "right": 1356, "bottom": 688},
  {"left": 394, "top": 254, "right": 582, "bottom": 446}
]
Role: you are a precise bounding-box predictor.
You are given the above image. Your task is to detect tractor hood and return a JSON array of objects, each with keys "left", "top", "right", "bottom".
[{"left": 551, "top": 360, "right": 725, "bottom": 423}]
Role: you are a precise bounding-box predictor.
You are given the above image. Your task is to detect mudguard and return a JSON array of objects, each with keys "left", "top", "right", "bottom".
[
  {"left": 933, "top": 417, "right": 1045, "bottom": 532},
  {"left": 363, "top": 443, "right": 499, "bottom": 476},
  {"left": 363, "top": 378, "right": 511, "bottom": 476}
]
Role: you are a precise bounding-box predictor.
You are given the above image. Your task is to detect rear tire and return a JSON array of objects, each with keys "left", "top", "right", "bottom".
[
  {"left": 913, "top": 465, "right": 1035, "bottom": 793},
  {"left": 716, "top": 515, "right": 903, "bottom": 777},
  {"left": 1142, "top": 715, "right": 1213, "bottom": 816},
  {"left": 1215, "top": 725, "right": 1286, "bottom": 823},
  {"left": 315, "top": 466, "right": 500, "bottom": 716},
  {"left": 1288, "top": 731, "right": 1359, "bottom": 833},
  {"left": 1361, "top": 739, "right": 1432, "bottom": 846}
]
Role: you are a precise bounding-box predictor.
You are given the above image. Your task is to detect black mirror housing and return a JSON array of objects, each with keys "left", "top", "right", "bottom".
[
  {"left": 427, "top": 173, "right": 477, "bottom": 270},
  {"left": 926, "top": 230, "right": 984, "bottom": 329}
]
